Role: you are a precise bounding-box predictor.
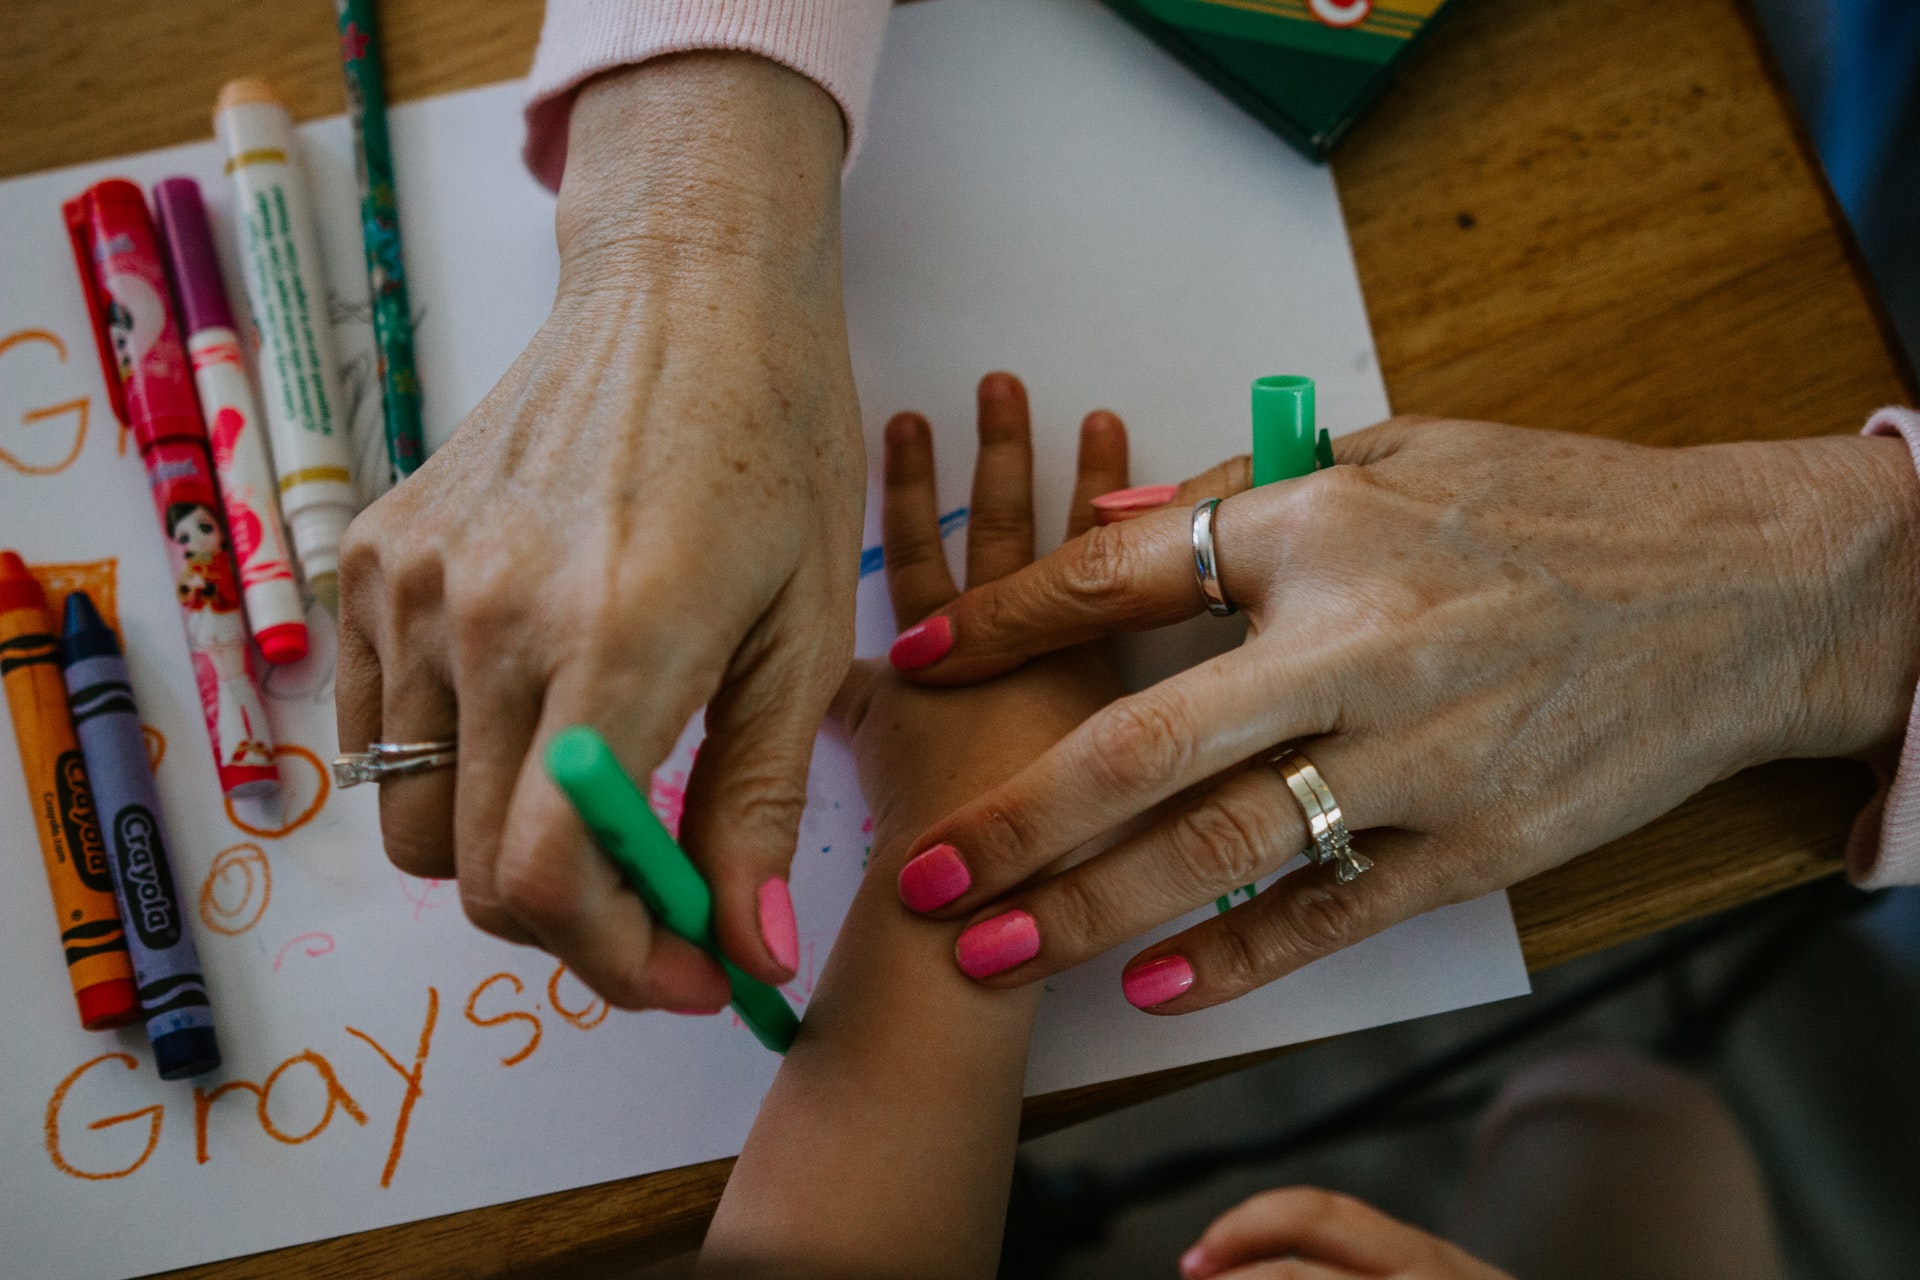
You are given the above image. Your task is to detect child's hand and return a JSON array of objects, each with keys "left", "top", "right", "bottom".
[
  {"left": 832, "top": 373, "right": 1129, "bottom": 854},
  {"left": 1182, "top": 1189, "right": 1515, "bottom": 1280}
]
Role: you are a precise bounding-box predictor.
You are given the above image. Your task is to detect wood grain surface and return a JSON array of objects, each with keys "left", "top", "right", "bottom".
[{"left": 4, "top": 0, "right": 1911, "bottom": 1274}]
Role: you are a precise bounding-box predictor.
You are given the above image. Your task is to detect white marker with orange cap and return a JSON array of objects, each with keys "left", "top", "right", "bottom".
[{"left": 215, "top": 77, "right": 357, "bottom": 615}]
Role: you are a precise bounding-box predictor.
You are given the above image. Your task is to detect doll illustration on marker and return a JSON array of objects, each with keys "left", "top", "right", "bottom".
[{"left": 168, "top": 501, "right": 276, "bottom": 774}]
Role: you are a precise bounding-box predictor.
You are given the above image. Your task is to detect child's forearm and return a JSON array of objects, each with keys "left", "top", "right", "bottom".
[{"left": 699, "top": 820, "right": 1043, "bottom": 1280}]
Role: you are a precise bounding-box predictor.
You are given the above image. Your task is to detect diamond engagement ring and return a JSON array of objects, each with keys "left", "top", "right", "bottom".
[
  {"left": 1269, "top": 747, "right": 1372, "bottom": 884},
  {"left": 332, "top": 739, "right": 459, "bottom": 788}
]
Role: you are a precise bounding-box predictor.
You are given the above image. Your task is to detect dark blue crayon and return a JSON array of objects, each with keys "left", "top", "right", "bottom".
[{"left": 60, "top": 592, "right": 220, "bottom": 1080}]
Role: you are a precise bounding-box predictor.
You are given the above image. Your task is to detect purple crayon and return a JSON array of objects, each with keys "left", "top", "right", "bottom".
[{"left": 61, "top": 591, "right": 220, "bottom": 1080}]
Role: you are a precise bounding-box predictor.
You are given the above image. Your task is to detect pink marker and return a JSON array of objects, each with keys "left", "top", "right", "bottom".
[
  {"left": 153, "top": 177, "right": 308, "bottom": 665},
  {"left": 64, "top": 179, "right": 280, "bottom": 798}
]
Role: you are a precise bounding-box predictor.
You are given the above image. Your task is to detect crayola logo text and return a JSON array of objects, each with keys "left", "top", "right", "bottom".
[
  {"left": 113, "top": 806, "right": 181, "bottom": 950},
  {"left": 56, "top": 750, "right": 112, "bottom": 893}
]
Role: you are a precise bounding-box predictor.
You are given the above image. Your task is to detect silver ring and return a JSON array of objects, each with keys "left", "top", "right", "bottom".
[
  {"left": 1191, "top": 498, "right": 1236, "bottom": 617},
  {"left": 332, "top": 739, "right": 459, "bottom": 788},
  {"left": 1269, "top": 748, "right": 1372, "bottom": 883}
]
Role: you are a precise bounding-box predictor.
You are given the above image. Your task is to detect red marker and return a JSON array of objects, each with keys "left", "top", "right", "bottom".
[{"left": 64, "top": 179, "right": 280, "bottom": 798}]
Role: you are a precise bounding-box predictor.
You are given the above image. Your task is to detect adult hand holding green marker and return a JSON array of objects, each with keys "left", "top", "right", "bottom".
[{"left": 545, "top": 727, "right": 799, "bottom": 1053}]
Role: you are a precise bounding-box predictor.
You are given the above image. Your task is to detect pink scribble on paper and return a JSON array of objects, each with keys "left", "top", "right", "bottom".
[
  {"left": 861, "top": 816, "right": 874, "bottom": 835},
  {"left": 650, "top": 768, "right": 689, "bottom": 839},
  {"left": 273, "top": 932, "right": 335, "bottom": 970},
  {"left": 397, "top": 871, "right": 456, "bottom": 921}
]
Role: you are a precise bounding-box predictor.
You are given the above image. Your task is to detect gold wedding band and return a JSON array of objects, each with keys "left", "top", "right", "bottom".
[{"left": 1269, "top": 748, "right": 1372, "bottom": 884}]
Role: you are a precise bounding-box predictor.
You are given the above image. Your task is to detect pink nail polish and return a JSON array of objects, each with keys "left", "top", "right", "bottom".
[
  {"left": 1179, "top": 1244, "right": 1211, "bottom": 1279},
  {"left": 956, "top": 909, "right": 1040, "bottom": 979},
  {"left": 758, "top": 877, "right": 800, "bottom": 972},
  {"left": 889, "top": 614, "right": 954, "bottom": 670},
  {"left": 898, "top": 843, "right": 971, "bottom": 912},
  {"left": 1091, "top": 483, "right": 1178, "bottom": 515},
  {"left": 665, "top": 1004, "right": 726, "bottom": 1017},
  {"left": 1122, "top": 955, "right": 1195, "bottom": 1010}
]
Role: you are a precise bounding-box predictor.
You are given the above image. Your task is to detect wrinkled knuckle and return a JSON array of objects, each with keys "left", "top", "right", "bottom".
[
  {"left": 1282, "top": 883, "right": 1364, "bottom": 955},
  {"left": 1210, "top": 917, "right": 1272, "bottom": 996},
  {"left": 725, "top": 774, "right": 810, "bottom": 844},
  {"left": 1039, "top": 881, "right": 1110, "bottom": 959},
  {"left": 1058, "top": 524, "right": 1134, "bottom": 609},
  {"left": 968, "top": 803, "right": 1037, "bottom": 879},
  {"left": 1174, "top": 790, "right": 1281, "bottom": 889},
  {"left": 1085, "top": 697, "right": 1193, "bottom": 793}
]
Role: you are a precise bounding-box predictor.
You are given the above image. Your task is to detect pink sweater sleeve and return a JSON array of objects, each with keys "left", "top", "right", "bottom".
[
  {"left": 523, "top": 0, "right": 892, "bottom": 191},
  {"left": 1848, "top": 405, "right": 1920, "bottom": 888}
]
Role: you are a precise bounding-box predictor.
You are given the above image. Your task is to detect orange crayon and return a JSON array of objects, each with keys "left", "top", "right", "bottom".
[{"left": 0, "top": 551, "right": 138, "bottom": 1029}]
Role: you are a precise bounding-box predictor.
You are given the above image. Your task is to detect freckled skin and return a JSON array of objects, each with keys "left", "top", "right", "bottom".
[
  {"left": 897, "top": 418, "right": 1920, "bottom": 1012},
  {"left": 334, "top": 55, "right": 864, "bottom": 1013}
]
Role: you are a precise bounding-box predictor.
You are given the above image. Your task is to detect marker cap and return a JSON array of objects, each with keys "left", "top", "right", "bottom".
[
  {"left": 254, "top": 622, "right": 309, "bottom": 666},
  {"left": 154, "top": 1025, "right": 222, "bottom": 1080},
  {"left": 77, "top": 979, "right": 140, "bottom": 1031},
  {"left": 287, "top": 504, "right": 353, "bottom": 581},
  {"left": 152, "top": 177, "right": 237, "bottom": 334},
  {"left": 1251, "top": 375, "right": 1318, "bottom": 487}
]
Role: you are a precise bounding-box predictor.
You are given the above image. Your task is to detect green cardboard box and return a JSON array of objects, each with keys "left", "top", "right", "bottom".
[{"left": 1104, "top": 0, "right": 1455, "bottom": 159}]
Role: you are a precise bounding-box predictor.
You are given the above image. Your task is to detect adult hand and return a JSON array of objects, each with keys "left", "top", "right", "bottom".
[
  {"left": 886, "top": 417, "right": 1920, "bottom": 1008},
  {"left": 335, "top": 54, "right": 863, "bottom": 1011},
  {"left": 1182, "top": 1188, "right": 1513, "bottom": 1280}
]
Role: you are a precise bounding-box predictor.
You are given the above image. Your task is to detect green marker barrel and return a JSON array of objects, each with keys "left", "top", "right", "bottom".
[
  {"left": 1251, "top": 374, "right": 1319, "bottom": 486},
  {"left": 544, "top": 726, "right": 799, "bottom": 1053}
]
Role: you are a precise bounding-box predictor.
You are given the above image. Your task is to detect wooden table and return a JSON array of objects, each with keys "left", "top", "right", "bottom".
[{"left": 7, "top": 0, "right": 1913, "bottom": 1274}]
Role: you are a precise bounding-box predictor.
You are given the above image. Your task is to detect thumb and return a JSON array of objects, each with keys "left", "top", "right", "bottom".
[
  {"left": 827, "top": 657, "right": 884, "bottom": 738},
  {"left": 677, "top": 618, "right": 848, "bottom": 985}
]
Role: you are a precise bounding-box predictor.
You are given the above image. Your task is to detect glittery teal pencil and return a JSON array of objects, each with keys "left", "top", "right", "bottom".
[{"left": 336, "top": 0, "right": 425, "bottom": 478}]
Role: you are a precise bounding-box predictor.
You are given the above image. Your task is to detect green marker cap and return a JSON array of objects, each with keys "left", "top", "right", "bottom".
[
  {"left": 545, "top": 726, "right": 800, "bottom": 1053},
  {"left": 1251, "top": 375, "right": 1318, "bottom": 487}
]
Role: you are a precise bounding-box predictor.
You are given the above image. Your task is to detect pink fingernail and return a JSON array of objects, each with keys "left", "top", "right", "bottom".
[
  {"left": 666, "top": 1004, "right": 726, "bottom": 1017},
  {"left": 898, "top": 843, "right": 971, "bottom": 913},
  {"left": 889, "top": 614, "right": 954, "bottom": 670},
  {"left": 1179, "top": 1244, "right": 1211, "bottom": 1279},
  {"left": 956, "top": 909, "right": 1040, "bottom": 979},
  {"left": 1091, "top": 483, "right": 1178, "bottom": 525},
  {"left": 758, "top": 877, "right": 800, "bottom": 972},
  {"left": 1123, "top": 955, "right": 1195, "bottom": 1010}
]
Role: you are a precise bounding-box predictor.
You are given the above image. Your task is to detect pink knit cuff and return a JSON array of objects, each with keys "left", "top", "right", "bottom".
[
  {"left": 1847, "top": 406, "right": 1920, "bottom": 888},
  {"left": 523, "top": 0, "right": 891, "bottom": 192}
]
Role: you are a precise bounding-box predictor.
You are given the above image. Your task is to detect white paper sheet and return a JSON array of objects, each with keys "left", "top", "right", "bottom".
[{"left": 0, "top": 2, "right": 1528, "bottom": 1275}]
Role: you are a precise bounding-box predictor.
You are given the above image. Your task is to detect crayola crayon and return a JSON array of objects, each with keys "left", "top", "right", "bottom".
[
  {"left": 61, "top": 592, "right": 220, "bottom": 1079},
  {"left": 0, "top": 554, "right": 137, "bottom": 1030}
]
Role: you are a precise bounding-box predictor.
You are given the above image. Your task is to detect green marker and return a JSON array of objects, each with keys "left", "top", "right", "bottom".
[
  {"left": 1251, "top": 374, "right": 1333, "bottom": 485},
  {"left": 544, "top": 726, "right": 800, "bottom": 1053}
]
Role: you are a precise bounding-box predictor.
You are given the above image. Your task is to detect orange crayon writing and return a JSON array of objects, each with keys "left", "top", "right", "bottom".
[
  {"left": 0, "top": 329, "right": 90, "bottom": 475},
  {"left": 199, "top": 841, "right": 271, "bottom": 936},
  {"left": 194, "top": 1050, "right": 368, "bottom": 1164},
  {"left": 548, "top": 964, "right": 609, "bottom": 1031},
  {"left": 465, "top": 973, "right": 541, "bottom": 1067},
  {"left": 45, "top": 1053, "right": 164, "bottom": 1181},
  {"left": 223, "top": 742, "right": 328, "bottom": 838},
  {"left": 345, "top": 987, "right": 438, "bottom": 1189}
]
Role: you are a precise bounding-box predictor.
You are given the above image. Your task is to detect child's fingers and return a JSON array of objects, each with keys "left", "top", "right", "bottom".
[
  {"left": 965, "top": 372, "right": 1037, "bottom": 586},
  {"left": 1093, "top": 452, "right": 1248, "bottom": 528},
  {"left": 882, "top": 411, "right": 959, "bottom": 628},
  {"left": 1067, "top": 410, "right": 1130, "bottom": 538}
]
